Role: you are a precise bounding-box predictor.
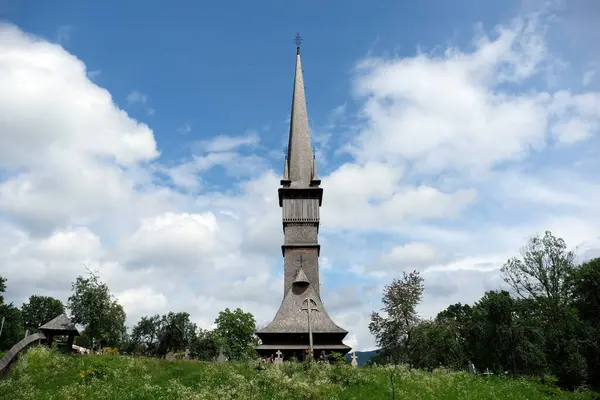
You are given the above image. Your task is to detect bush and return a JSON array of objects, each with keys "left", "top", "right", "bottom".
[
  {"left": 101, "top": 347, "right": 119, "bottom": 356},
  {"left": 327, "top": 364, "right": 362, "bottom": 387}
]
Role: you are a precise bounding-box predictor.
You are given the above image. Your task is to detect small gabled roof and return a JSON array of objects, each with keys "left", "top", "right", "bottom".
[{"left": 39, "top": 314, "right": 79, "bottom": 336}]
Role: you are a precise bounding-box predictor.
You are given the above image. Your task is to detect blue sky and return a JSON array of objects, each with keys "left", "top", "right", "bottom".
[
  {"left": 1, "top": 0, "right": 600, "bottom": 350},
  {"left": 7, "top": 0, "right": 521, "bottom": 166}
]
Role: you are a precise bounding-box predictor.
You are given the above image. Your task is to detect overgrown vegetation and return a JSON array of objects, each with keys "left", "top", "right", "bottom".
[
  {"left": 2, "top": 230, "right": 600, "bottom": 396},
  {"left": 369, "top": 231, "right": 600, "bottom": 392},
  {"left": 1, "top": 346, "right": 597, "bottom": 400}
]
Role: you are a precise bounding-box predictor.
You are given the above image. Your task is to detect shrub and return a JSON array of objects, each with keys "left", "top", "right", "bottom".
[
  {"left": 79, "top": 368, "right": 106, "bottom": 385},
  {"left": 101, "top": 347, "right": 119, "bottom": 356}
]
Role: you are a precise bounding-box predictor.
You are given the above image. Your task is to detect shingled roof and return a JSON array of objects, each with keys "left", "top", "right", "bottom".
[
  {"left": 283, "top": 46, "right": 317, "bottom": 188},
  {"left": 257, "top": 281, "right": 347, "bottom": 334},
  {"left": 39, "top": 314, "right": 79, "bottom": 336}
]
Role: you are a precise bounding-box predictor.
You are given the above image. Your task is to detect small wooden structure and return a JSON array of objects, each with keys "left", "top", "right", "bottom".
[{"left": 38, "top": 314, "right": 79, "bottom": 353}]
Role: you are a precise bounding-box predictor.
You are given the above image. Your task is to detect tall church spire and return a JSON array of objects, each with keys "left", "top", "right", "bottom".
[
  {"left": 285, "top": 39, "right": 316, "bottom": 187},
  {"left": 256, "top": 37, "right": 350, "bottom": 361}
]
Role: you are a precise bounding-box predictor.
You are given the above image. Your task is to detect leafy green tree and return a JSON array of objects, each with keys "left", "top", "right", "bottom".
[
  {"left": 501, "top": 231, "right": 575, "bottom": 310},
  {"left": 466, "top": 291, "right": 546, "bottom": 375},
  {"left": 0, "top": 304, "right": 23, "bottom": 350},
  {"left": 369, "top": 270, "right": 424, "bottom": 368},
  {"left": 68, "top": 271, "right": 126, "bottom": 349},
  {"left": 156, "top": 312, "right": 197, "bottom": 356},
  {"left": 190, "top": 328, "right": 218, "bottom": 361},
  {"left": 0, "top": 277, "right": 25, "bottom": 350},
  {"left": 0, "top": 276, "right": 6, "bottom": 305},
  {"left": 131, "top": 314, "right": 162, "bottom": 355},
  {"left": 214, "top": 308, "right": 257, "bottom": 361},
  {"left": 434, "top": 303, "right": 472, "bottom": 369},
  {"left": 21, "top": 295, "right": 65, "bottom": 331},
  {"left": 570, "top": 257, "right": 600, "bottom": 389},
  {"left": 501, "top": 231, "right": 586, "bottom": 388},
  {"left": 131, "top": 312, "right": 212, "bottom": 358}
]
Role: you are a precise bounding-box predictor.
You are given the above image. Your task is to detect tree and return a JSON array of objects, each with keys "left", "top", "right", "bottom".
[
  {"left": 68, "top": 271, "right": 126, "bottom": 349},
  {"left": 465, "top": 291, "right": 546, "bottom": 375},
  {"left": 156, "top": 312, "right": 197, "bottom": 356},
  {"left": 213, "top": 308, "right": 257, "bottom": 361},
  {"left": 369, "top": 270, "right": 424, "bottom": 368},
  {"left": 501, "top": 231, "right": 575, "bottom": 309},
  {"left": 501, "top": 232, "right": 586, "bottom": 388},
  {"left": 190, "top": 328, "right": 218, "bottom": 361},
  {"left": 570, "top": 257, "right": 600, "bottom": 389},
  {"left": 0, "top": 276, "right": 25, "bottom": 350},
  {"left": 21, "top": 295, "right": 65, "bottom": 331},
  {"left": 131, "top": 314, "right": 162, "bottom": 355},
  {"left": 131, "top": 312, "right": 215, "bottom": 359},
  {"left": 0, "top": 304, "right": 23, "bottom": 350},
  {"left": 0, "top": 276, "right": 6, "bottom": 305}
]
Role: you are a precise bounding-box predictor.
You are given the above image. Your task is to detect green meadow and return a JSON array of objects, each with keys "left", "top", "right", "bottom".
[{"left": 1, "top": 346, "right": 598, "bottom": 400}]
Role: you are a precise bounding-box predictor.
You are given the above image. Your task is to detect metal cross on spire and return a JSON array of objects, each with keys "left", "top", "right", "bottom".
[{"left": 294, "top": 32, "right": 303, "bottom": 47}]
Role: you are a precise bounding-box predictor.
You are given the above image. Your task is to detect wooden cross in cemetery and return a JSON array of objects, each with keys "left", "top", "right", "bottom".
[
  {"left": 351, "top": 352, "right": 358, "bottom": 368},
  {"left": 301, "top": 295, "right": 319, "bottom": 359}
]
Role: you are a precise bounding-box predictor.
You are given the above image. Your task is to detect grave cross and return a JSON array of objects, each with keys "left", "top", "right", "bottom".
[
  {"left": 274, "top": 350, "right": 283, "bottom": 365},
  {"left": 301, "top": 296, "right": 319, "bottom": 359},
  {"left": 351, "top": 352, "right": 358, "bottom": 368},
  {"left": 468, "top": 361, "right": 477, "bottom": 375}
]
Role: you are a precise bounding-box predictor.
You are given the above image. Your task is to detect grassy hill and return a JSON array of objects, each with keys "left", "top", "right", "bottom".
[{"left": 1, "top": 346, "right": 598, "bottom": 400}]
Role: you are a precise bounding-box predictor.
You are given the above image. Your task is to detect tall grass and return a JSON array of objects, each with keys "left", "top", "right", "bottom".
[{"left": 0, "top": 346, "right": 597, "bottom": 399}]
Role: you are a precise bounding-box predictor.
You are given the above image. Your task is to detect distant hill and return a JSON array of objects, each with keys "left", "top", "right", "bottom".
[{"left": 345, "top": 349, "right": 379, "bottom": 366}]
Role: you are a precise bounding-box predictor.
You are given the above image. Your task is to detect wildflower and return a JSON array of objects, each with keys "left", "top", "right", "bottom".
[{"left": 79, "top": 371, "right": 84, "bottom": 378}]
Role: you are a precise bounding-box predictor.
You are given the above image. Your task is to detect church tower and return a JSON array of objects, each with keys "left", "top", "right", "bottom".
[{"left": 255, "top": 39, "right": 351, "bottom": 360}]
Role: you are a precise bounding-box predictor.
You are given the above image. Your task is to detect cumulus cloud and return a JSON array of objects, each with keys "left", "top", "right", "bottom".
[
  {"left": 126, "top": 90, "right": 148, "bottom": 105},
  {"left": 348, "top": 15, "right": 600, "bottom": 178},
  {"left": 378, "top": 243, "right": 439, "bottom": 271},
  {"left": 0, "top": 24, "right": 160, "bottom": 235},
  {"left": 117, "top": 212, "right": 222, "bottom": 270},
  {"left": 195, "top": 131, "right": 260, "bottom": 153}
]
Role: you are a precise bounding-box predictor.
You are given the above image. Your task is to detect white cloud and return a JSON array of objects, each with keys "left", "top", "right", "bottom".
[
  {"left": 126, "top": 90, "right": 148, "bottom": 104},
  {"left": 161, "top": 152, "right": 270, "bottom": 192},
  {"left": 348, "top": 16, "right": 600, "bottom": 178},
  {"left": 195, "top": 131, "right": 260, "bottom": 153},
  {"left": 322, "top": 162, "right": 477, "bottom": 230},
  {"left": 0, "top": 224, "right": 105, "bottom": 303},
  {"left": 178, "top": 123, "right": 192, "bottom": 134},
  {"left": 56, "top": 25, "right": 72, "bottom": 44},
  {"left": 379, "top": 243, "right": 438, "bottom": 271},
  {"left": 88, "top": 70, "right": 101, "bottom": 79},
  {"left": 117, "top": 287, "right": 168, "bottom": 317},
  {"left": 582, "top": 69, "right": 596, "bottom": 86},
  {"left": 117, "top": 212, "right": 222, "bottom": 270}
]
